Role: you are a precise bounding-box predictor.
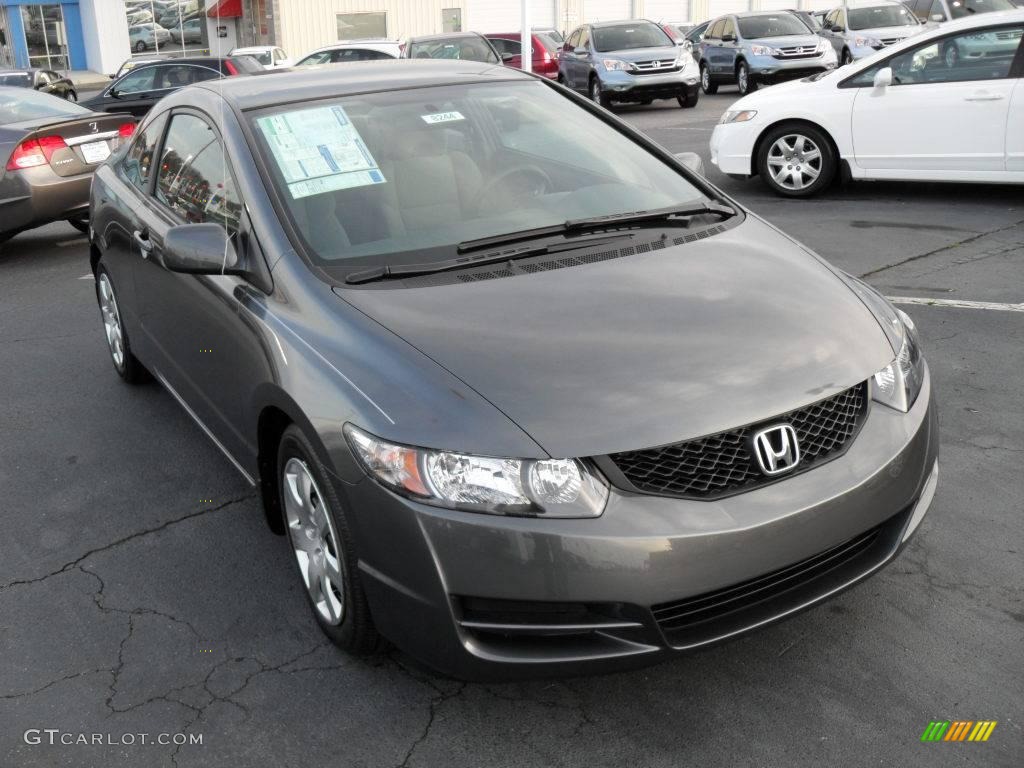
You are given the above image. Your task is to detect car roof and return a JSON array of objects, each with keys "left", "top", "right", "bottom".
[
  {"left": 589, "top": 18, "right": 662, "bottom": 28},
  {"left": 729, "top": 10, "right": 810, "bottom": 18},
  {"left": 406, "top": 31, "right": 485, "bottom": 42},
  {"left": 194, "top": 60, "right": 527, "bottom": 111},
  {"left": 232, "top": 46, "right": 276, "bottom": 53},
  {"left": 844, "top": 0, "right": 905, "bottom": 8},
  {"left": 311, "top": 40, "right": 401, "bottom": 51}
]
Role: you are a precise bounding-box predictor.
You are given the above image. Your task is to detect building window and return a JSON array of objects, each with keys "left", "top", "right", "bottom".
[
  {"left": 337, "top": 12, "right": 387, "bottom": 40},
  {"left": 124, "top": 1, "right": 211, "bottom": 61},
  {"left": 21, "top": 4, "right": 69, "bottom": 71},
  {"left": 442, "top": 8, "right": 462, "bottom": 33}
]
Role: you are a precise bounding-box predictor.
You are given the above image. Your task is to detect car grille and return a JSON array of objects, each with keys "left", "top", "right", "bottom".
[
  {"left": 631, "top": 60, "right": 682, "bottom": 74},
  {"left": 652, "top": 518, "right": 887, "bottom": 647},
  {"left": 772, "top": 45, "right": 821, "bottom": 59},
  {"left": 607, "top": 382, "right": 868, "bottom": 500},
  {"left": 995, "top": 30, "right": 1023, "bottom": 41}
]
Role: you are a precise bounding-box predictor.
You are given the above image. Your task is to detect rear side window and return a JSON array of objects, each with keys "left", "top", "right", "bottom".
[
  {"left": 158, "top": 64, "right": 221, "bottom": 88},
  {"left": 155, "top": 113, "right": 242, "bottom": 234},
  {"left": 121, "top": 112, "right": 168, "bottom": 191}
]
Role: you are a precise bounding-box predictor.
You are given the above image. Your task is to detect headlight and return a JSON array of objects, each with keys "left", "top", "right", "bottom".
[
  {"left": 602, "top": 59, "right": 632, "bottom": 71},
  {"left": 344, "top": 425, "right": 609, "bottom": 518},
  {"left": 854, "top": 36, "right": 881, "bottom": 48},
  {"left": 749, "top": 44, "right": 778, "bottom": 56},
  {"left": 872, "top": 309, "right": 925, "bottom": 412},
  {"left": 720, "top": 109, "right": 757, "bottom": 124}
]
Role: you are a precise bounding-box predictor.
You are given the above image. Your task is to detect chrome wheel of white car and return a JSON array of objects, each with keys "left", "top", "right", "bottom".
[
  {"left": 283, "top": 457, "right": 345, "bottom": 626},
  {"left": 766, "top": 134, "right": 822, "bottom": 192}
]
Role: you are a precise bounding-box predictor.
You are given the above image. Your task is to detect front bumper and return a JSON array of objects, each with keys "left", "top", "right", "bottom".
[
  {"left": 600, "top": 68, "right": 700, "bottom": 102},
  {"left": 340, "top": 372, "right": 938, "bottom": 680},
  {"left": 746, "top": 54, "right": 835, "bottom": 83},
  {"left": 710, "top": 118, "right": 763, "bottom": 177},
  {"left": 0, "top": 166, "right": 91, "bottom": 237}
]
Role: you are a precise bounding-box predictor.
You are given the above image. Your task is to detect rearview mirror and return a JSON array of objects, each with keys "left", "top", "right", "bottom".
[
  {"left": 873, "top": 66, "right": 893, "bottom": 88},
  {"left": 162, "top": 223, "right": 240, "bottom": 275},
  {"left": 674, "top": 151, "right": 705, "bottom": 177}
]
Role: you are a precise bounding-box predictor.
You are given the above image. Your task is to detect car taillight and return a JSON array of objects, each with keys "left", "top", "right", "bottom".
[
  {"left": 6, "top": 134, "right": 67, "bottom": 170},
  {"left": 118, "top": 122, "right": 136, "bottom": 138},
  {"left": 224, "top": 60, "right": 238, "bottom": 75}
]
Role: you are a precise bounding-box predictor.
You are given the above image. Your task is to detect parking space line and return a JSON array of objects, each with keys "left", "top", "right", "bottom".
[
  {"left": 78, "top": 274, "right": 93, "bottom": 280},
  {"left": 57, "top": 237, "right": 89, "bottom": 247},
  {"left": 888, "top": 296, "right": 1024, "bottom": 313}
]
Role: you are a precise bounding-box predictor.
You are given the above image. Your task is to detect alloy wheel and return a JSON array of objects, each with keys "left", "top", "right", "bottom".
[
  {"left": 737, "top": 65, "right": 748, "bottom": 94},
  {"left": 283, "top": 458, "right": 345, "bottom": 626},
  {"left": 766, "top": 133, "right": 823, "bottom": 192},
  {"left": 590, "top": 78, "right": 602, "bottom": 104},
  {"left": 97, "top": 273, "right": 125, "bottom": 369},
  {"left": 701, "top": 66, "right": 710, "bottom": 90}
]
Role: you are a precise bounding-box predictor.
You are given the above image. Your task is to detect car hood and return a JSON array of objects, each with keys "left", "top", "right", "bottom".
[
  {"left": 334, "top": 217, "right": 894, "bottom": 458},
  {"left": 748, "top": 34, "right": 822, "bottom": 48},
  {"left": 851, "top": 25, "right": 919, "bottom": 39},
  {"left": 600, "top": 46, "right": 681, "bottom": 63}
]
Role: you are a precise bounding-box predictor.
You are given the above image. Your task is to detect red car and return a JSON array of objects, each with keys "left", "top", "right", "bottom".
[{"left": 485, "top": 33, "right": 561, "bottom": 79}]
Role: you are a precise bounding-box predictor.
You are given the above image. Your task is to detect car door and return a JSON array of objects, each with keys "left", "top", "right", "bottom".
[
  {"left": 700, "top": 20, "right": 723, "bottom": 73},
  {"left": 576, "top": 27, "right": 594, "bottom": 84},
  {"left": 561, "top": 28, "right": 582, "bottom": 87},
  {"left": 850, "top": 22, "right": 1022, "bottom": 173},
  {"left": 104, "top": 65, "right": 162, "bottom": 116},
  {"left": 717, "top": 17, "right": 740, "bottom": 76},
  {"left": 822, "top": 9, "right": 845, "bottom": 56},
  {"left": 1007, "top": 75, "right": 1024, "bottom": 171},
  {"left": 133, "top": 109, "right": 261, "bottom": 464}
]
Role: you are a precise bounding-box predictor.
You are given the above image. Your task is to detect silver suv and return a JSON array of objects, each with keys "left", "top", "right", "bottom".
[
  {"left": 697, "top": 11, "right": 837, "bottom": 96},
  {"left": 821, "top": 0, "right": 922, "bottom": 64}
]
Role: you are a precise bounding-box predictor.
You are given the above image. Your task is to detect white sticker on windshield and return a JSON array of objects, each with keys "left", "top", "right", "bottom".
[
  {"left": 256, "top": 105, "right": 386, "bottom": 199},
  {"left": 421, "top": 111, "right": 465, "bottom": 125}
]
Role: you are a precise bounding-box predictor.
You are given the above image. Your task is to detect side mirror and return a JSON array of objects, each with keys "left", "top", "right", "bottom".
[
  {"left": 832, "top": 25, "right": 845, "bottom": 33},
  {"left": 573, "top": 46, "right": 587, "bottom": 55},
  {"left": 501, "top": 52, "right": 515, "bottom": 62},
  {"left": 674, "top": 151, "right": 705, "bottom": 177},
  {"left": 162, "top": 223, "right": 240, "bottom": 275},
  {"left": 873, "top": 66, "right": 893, "bottom": 88},
  {"left": 721, "top": 33, "right": 736, "bottom": 43}
]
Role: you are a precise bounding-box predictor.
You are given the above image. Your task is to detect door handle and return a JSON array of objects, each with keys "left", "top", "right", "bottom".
[
  {"left": 133, "top": 229, "right": 152, "bottom": 257},
  {"left": 965, "top": 93, "right": 1004, "bottom": 102}
]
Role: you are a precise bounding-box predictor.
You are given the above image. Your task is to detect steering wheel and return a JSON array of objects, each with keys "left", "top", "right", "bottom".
[{"left": 478, "top": 165, "right": 553, "bottom": 207}]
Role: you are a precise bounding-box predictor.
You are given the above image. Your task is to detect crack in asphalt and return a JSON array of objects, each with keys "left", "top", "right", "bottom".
[
  {"left": 0, "top": 495, "right": 254, "bottom": 593},
  {"left": 396, "top": 680, "right": 467, "bottom": 768},
  {"left": 858, "top": 217, "right": 1024, "bottom": 279}
]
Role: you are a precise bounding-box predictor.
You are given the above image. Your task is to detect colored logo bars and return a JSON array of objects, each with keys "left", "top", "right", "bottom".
[{"left": 921, "top": 721, "right": 997, "bottom": 742}]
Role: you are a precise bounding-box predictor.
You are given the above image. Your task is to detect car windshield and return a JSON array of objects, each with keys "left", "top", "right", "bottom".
[
  {"left": 408, "top": 38, "right": 499, "bottom": 63},
  {"left": 0, "top": 87, "right": 90, "bottom": 124},
  {"left": 737, "top": 14, "right": 811, "bottom": 38},
  {"left": 848, "top": 5, "right": 918, "bottom": 29},
  {"left": 592, "top": 22, "right": 673, "bottom": 51},
  {"left": 948, "top": 0, "right": 1015, "bottom": 17},
  {"left": 249, "top": 80, "right": 706, "bottom": 272},
  {"left": 246, "top": 51, "right": 273, "bottom": 65},
  {"left": 0, "top": 73, "right": 32, "bottom": 87}
]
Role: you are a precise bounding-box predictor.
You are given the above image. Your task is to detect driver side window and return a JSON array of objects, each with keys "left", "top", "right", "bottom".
[{"left": 114, "top": 67, "right": 157, "bottom": 95}]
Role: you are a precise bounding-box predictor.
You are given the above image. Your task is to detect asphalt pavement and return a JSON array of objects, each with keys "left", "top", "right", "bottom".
[{"left": 1, "top": 88, "right": 1021, "bottom": 768}]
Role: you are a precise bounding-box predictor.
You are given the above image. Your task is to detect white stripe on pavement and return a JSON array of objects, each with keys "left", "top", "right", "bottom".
[
  {"left": 78, "top": 273, "right": 93, "bottom": 280},
  {"left": 888, "top": 296, "right": 1024, "bottom": 313},
  {"left": 57, "top": 237, "right": 88, "bottom": 247}
]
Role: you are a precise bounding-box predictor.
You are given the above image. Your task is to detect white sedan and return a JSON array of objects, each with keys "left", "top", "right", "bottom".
[
  {"left": 228, "top": 45, "right": 294, "bottom": 70},
  {"left": 710, "top": 8, "right": 1024, "bottom": 196}
]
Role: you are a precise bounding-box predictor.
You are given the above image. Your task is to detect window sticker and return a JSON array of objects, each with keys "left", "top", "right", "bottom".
[
  {"left": 256, "top": 105, "right": 386, "bottom": 199},
  {"left": 421, "top": 111, "right": 465, "bottom": 124}
]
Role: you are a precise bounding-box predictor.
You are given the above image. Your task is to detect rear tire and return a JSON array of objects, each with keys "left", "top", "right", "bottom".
[
  {"left": 95, "top": 263, "right": 149, "bottom": 383},
  {"left": 67, "top": 216, "right": 89, "bottom": 234},
  {"left": 736, "top": 62, "right": 757, "bottom": 95},
  {"left": 277, "top": 425, "right": 379, "bottom": 655},
  {"left": 756, "top": 123, "right": 836, "bottom": 198},
  {"left": 700, "top": 63, "right": 717, "bottom": 94},
  {"left": 66, "top": 90, "right": 77, "bottom": 102}
]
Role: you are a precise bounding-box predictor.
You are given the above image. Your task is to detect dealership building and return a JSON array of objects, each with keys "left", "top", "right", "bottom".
[{"left": 0, "top": 0, "right": 835, "bottom": 77}]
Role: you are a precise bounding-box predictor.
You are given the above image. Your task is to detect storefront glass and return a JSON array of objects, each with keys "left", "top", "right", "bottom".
[
  {"left": 124, "top": 0, "right": 210, "bottom": 60},
  {"left": 21, "top": 4, "right": 68, "bottom": 70}
]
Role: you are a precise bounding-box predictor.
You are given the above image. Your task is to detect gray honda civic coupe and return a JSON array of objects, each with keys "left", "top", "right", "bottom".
[{"left": 88, "top": 61, "right": 938, "bottom": 680}]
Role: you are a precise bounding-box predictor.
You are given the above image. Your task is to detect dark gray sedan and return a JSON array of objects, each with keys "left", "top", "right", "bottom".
[{"left": 89, "top": 61, "right": 938, "bottom": 680}]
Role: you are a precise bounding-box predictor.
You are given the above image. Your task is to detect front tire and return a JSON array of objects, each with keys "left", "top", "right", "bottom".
[
  {"left": 700, "top": 63, "right": 718, "bottom": 94},
  {"left": 756, "top": 123, "right": 836, "bottom": 198},
  {"left": 589, "top": 76, "right": 612, "bottom": 109},
  {"left": 736, "top": 62, "right": 757, "bottom": 95},
  {"left": 95, "top": 264, "right": 148, "bottom": 383},
  {"left": 65, "top": 89, "right": 77, "bottom": 102},
  {"left": 134, "top": 40, "right": 146, "bottom": 52},
  {"left": 677, "top": 89, "right": 699, "bottom": 108},
  {"left": 278, "top": 425, "right": 379, "bottom": 655},
  {"left": 841, "top": 48, "right": 854, "bottom": 66}
]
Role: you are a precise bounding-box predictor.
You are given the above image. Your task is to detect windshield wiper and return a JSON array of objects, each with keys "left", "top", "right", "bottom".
[
  {"left": 344, "top": 233, "right": 631, "bottom": 285},
  {"left": 564, "top": 201, "right": 736, "bottom": 231}
]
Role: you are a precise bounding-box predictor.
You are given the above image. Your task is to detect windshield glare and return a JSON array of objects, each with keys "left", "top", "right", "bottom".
[
  {"left": 0, "top": 73, "right": 31, "bottom": 87},
  {"left": 848, "top": 6, "right": 917, "bottom": 29},
  {"left": 738, "top": 14, "right": 811, "bottom": 38},
  {"left": 949, "top": 0, "right": 1015, "bottom": 18},
  {"left": 0, "top": 86, "right": 90, "bottom": 124},
  {"left": 593, "top": 23, "right": 673, "bottom": 52},
  {"left": 250, "top": 81, "right": 705, "bottom": 271},
  {"left": 408, "top": 39, "right": 499, "bottom": 63}
]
